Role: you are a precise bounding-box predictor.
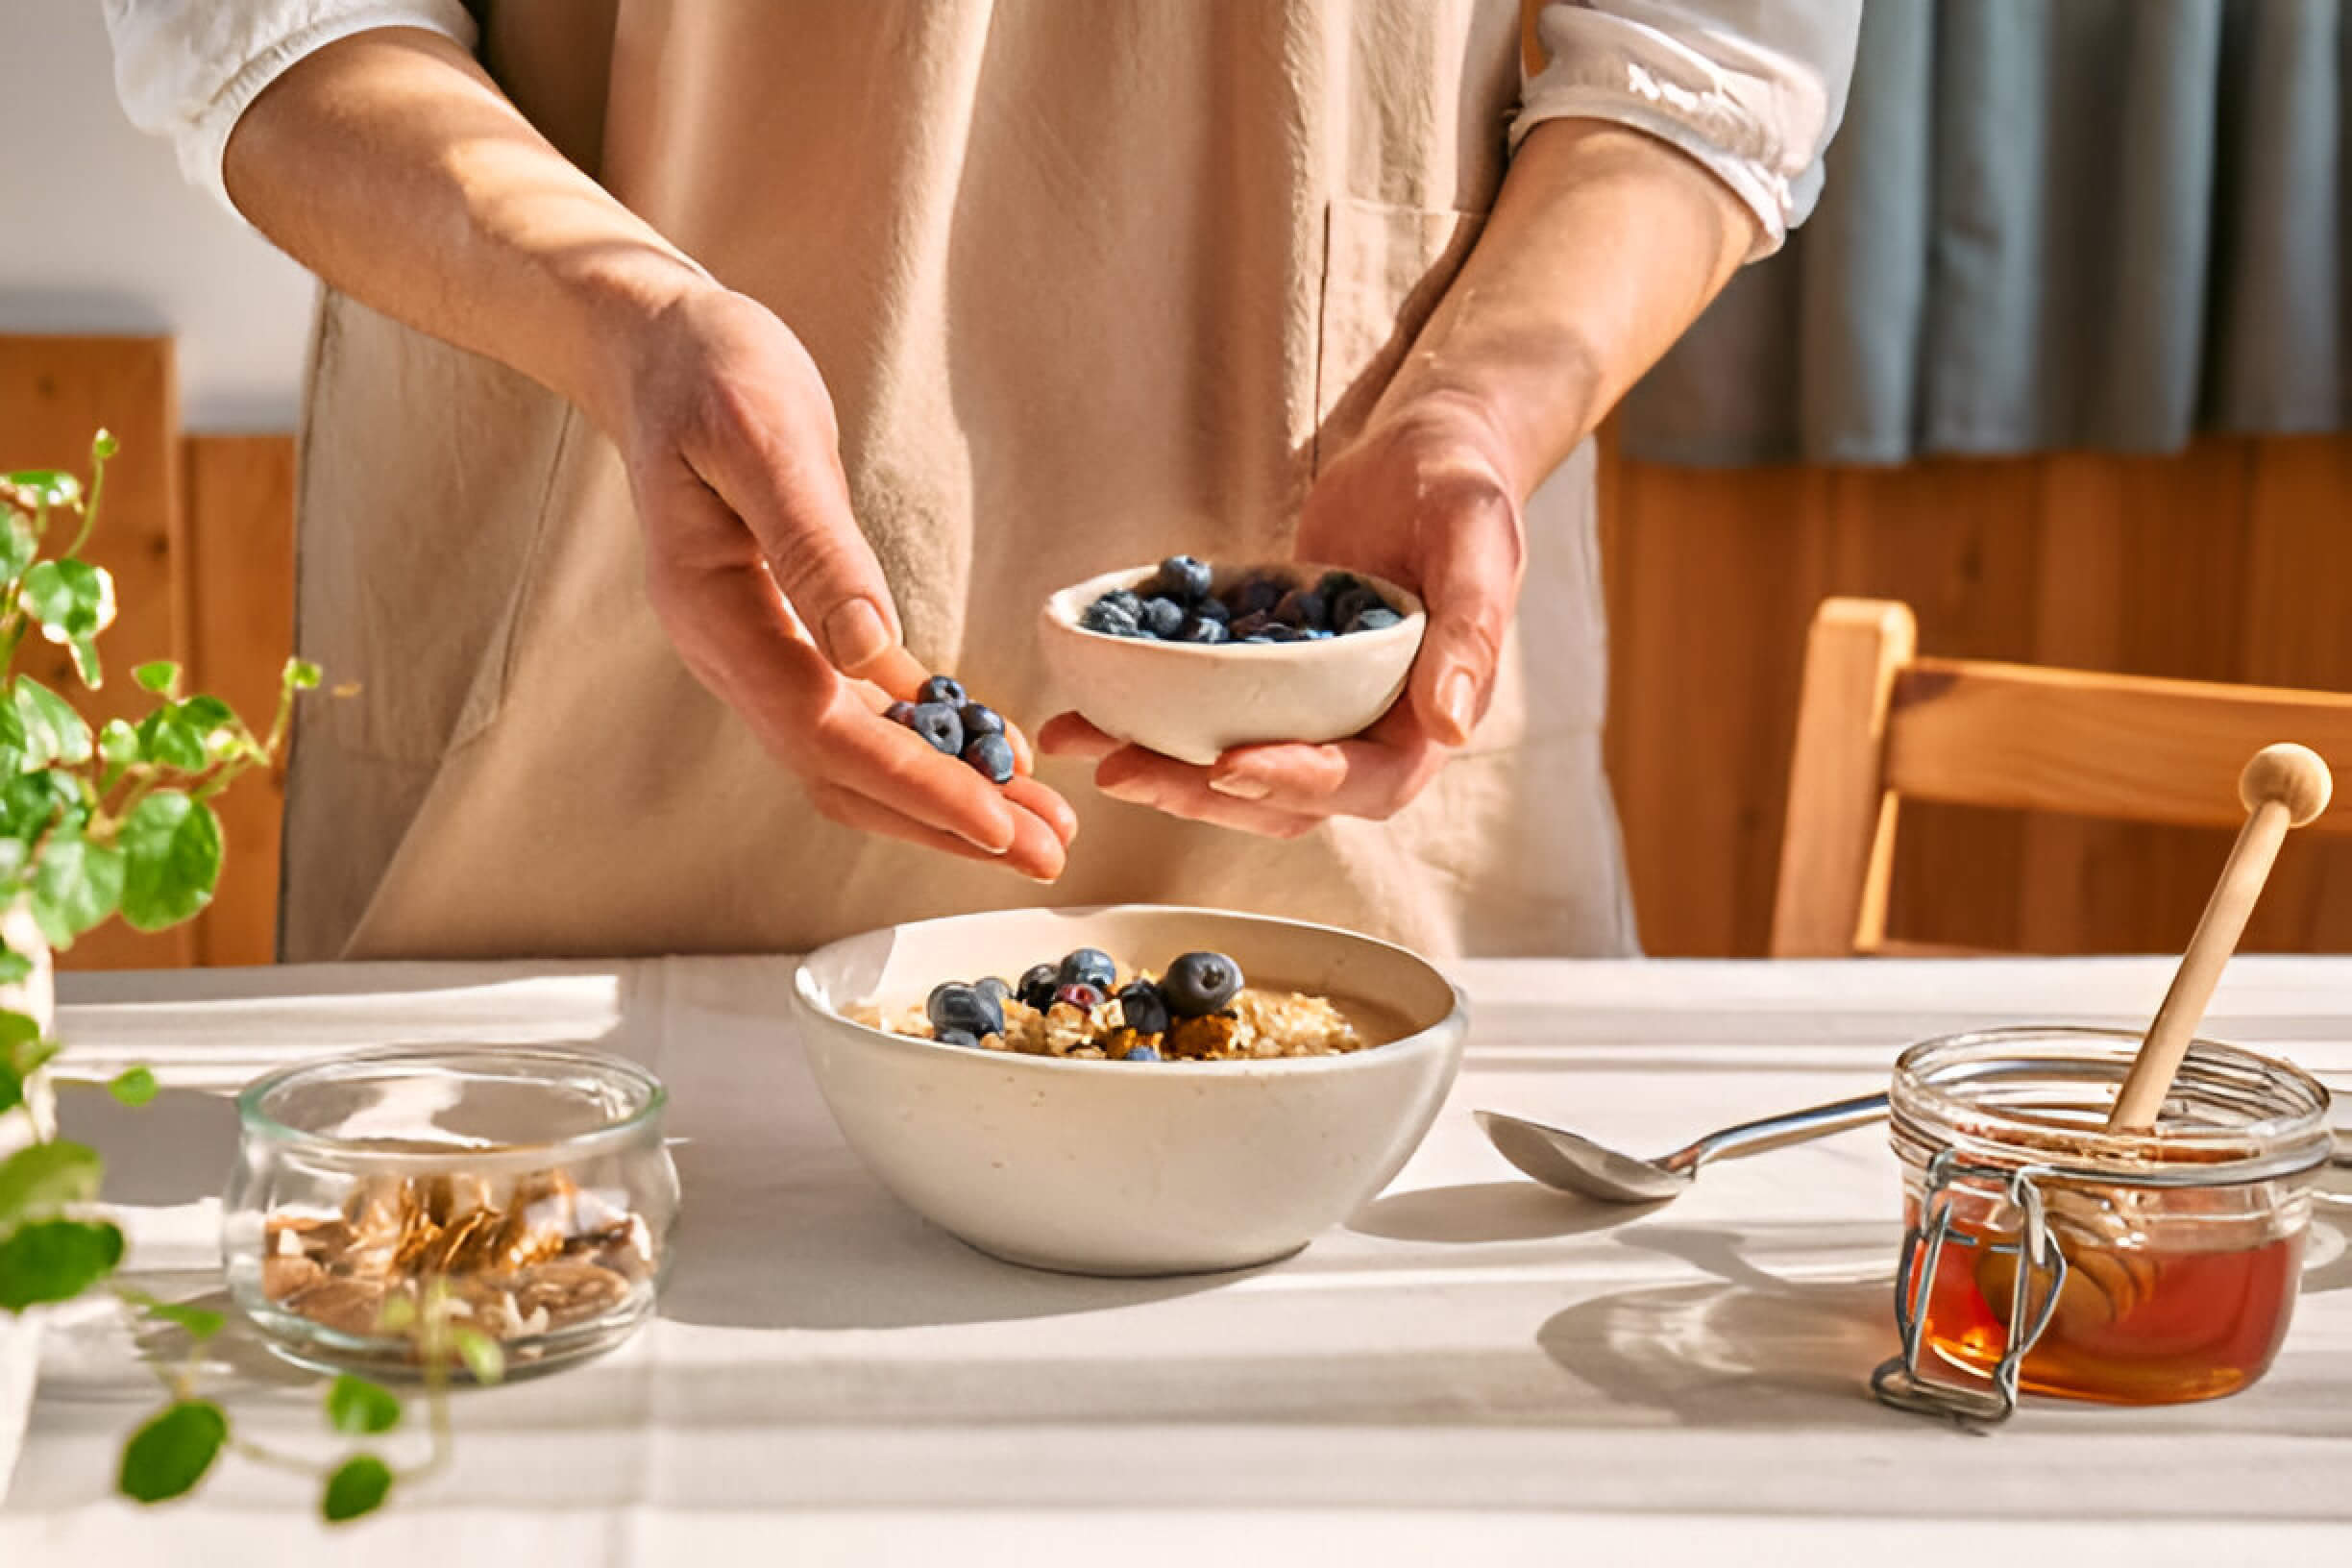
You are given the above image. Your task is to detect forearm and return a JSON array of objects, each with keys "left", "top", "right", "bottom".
[
  {"left": 1376, "top": 119, "right": 1756, "bottom": 498},
  {"left": 222, "top": 27, "right": 699, "bottom": 434}
]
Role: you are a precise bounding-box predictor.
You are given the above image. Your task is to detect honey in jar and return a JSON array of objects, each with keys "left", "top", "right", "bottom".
[{"left": 1883, "top": 1027, "right": 2331, "bottom": 1412}]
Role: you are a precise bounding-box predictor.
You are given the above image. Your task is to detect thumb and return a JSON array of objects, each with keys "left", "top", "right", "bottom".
[
  {"left": 1408, "top": 480, "right": 1523, "bottom": 747},
  {"left": 702, "top": 432, "right": 903, "bottom": 676}
]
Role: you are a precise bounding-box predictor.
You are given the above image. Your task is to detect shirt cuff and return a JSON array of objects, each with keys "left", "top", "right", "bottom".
[
  {"left": 1510, "top": 2, "right": 1857, "bottom": 261},
  {"left": 107, "top": 0, "right": 478, "bottom": 221}
]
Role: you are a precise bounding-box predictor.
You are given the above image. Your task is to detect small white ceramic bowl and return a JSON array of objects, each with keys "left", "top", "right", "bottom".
[
  {"left": 1038, "top": 561, "right": 1426, "bottom": 766},
  {"left": 792, "top": 904, "right": 1467, "bottom": 1277}
]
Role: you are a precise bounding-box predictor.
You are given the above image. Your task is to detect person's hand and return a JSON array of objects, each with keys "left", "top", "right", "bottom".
[
  {"left": 1039, "top": 397, "right": 1524, "bottom": 834},
  {"left": 606, "top": 284, "right": 1076, "bottom": 876}
]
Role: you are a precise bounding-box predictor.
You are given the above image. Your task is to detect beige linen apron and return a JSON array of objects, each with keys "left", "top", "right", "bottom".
[{"left": 282, "top": 0, "right": 1638, "bottom": 963}]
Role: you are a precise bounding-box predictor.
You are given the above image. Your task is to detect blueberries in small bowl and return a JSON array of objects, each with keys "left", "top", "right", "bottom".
[
  {"left": 1058, "top": 947, "right": 1118, "bottom": 992},
  {"left": 1072, "top": 556, "right": 1405, "bottom": 648},
  {"left": 1164, "top": 951, "right": 1243, "bottom": 1017},
  {"left": 927, "top": 981, "right": 1004, "bottom": 1040}
]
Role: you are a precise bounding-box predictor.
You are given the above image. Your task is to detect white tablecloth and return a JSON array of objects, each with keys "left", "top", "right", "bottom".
[{"left": 3, "top": 956, "right": 2350, "bottom": 1565}]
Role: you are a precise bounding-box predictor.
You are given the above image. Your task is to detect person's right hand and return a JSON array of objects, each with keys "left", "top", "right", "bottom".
[{"left": 601, "top": 283, "right": 1076, "bottom": 878}]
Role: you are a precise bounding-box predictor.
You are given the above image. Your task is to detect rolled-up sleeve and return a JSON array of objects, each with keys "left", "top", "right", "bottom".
[
  {"left": 1514, "top": 1, "right": 1862, "bottom": 257},
  {"left": 103, "top": 0, "right": 478, "bottom": 217}
]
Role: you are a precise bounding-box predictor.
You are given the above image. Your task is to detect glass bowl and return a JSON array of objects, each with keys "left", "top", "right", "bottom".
[{"left": 223, "top": 1044, "right": 678, "bottom": 1378}]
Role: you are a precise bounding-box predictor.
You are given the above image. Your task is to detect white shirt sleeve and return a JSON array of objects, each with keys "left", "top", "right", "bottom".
[
  {"left": 1514, "top": 1, "right": 1862, "bottom": 258},
  {"left": 103, "top": 0, "right": 478, "bottom": 218}
]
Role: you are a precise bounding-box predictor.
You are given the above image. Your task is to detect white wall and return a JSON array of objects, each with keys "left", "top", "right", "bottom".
[{"left": 0, "top": 2, "right": 318, "bottom": 431}]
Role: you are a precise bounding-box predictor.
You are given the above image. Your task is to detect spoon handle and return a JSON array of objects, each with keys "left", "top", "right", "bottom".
[{"left": 1660, "top": 1092, "right": 1890, "bottom": 1176}]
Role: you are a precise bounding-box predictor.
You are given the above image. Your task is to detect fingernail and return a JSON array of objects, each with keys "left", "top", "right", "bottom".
[
  {"left": 1210, "top": 774, "right": 1270, "bottom": 800},
  {"left": 1437, "top": 670, "right": 1478, "bottom": 742},
  {"left": 959, "top": 813, "right": 1017, "bottom": 856},
  {"left": 821, "top": 600, "right": 892, "bottom": 671}
]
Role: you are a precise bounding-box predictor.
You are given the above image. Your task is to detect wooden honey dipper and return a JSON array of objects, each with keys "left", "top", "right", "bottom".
[
  {"left": 2108, "top": 742, "right": 2334, "bottom": 1132},
  {"left": 1972, "top": 745, "right": 2335, "bottom": 1348}
]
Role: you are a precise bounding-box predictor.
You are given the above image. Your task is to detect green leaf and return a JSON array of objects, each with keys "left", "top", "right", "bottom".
[
  {"left": 117, "top": 792, "right": 222, "bottom": 932},
  {"left": 176, "top": 695, "right": 236, "bottom": 734},
  {"left": 12, "top": 677, "right": 91, "bottom": 767},
  {"left": 98, "top": 718, "right": 139, "bottom": 766},
  {"left": 135, "top": 710, "right": 207, "bottom": 772},
  {"left": 0, "top": 513, "right": 38, "bottom": 584},
  {"left": 451, "top": 1325, "right": 506, "bottom": 1385},
  {"left": 325, "top": 1375, "right": 404, "bottom": 1436},
  {"left": 20, "top": 559, "right": 116, "bottom": 643},
  {"left": 0, "top": 1218, "right": 125, "bottom": 1310},
  {"left": 92, "top": 429, "right": 119, "bottom": 461},
  {"left": 0, "top": 1017, "right": 57, "bottom": 1115},
  {"left": 5, "top": 471, "right": 80, "bottom": 507},
  {"left": 0, "top": 950, "right": 32, "bottom": 985},
  {"left": 31, "top": 827, "right": 127, "bottom": 945},
  {"left": 376, "top": 1292, "right": 418, "bottom": 1333},
  {"left": 117, "top": 1400, "right": 227, "bottom": 1505},
  {"left": 68, "top": 637, "right": 101, "bottom": 689},
  {"left": 286, "top": 658, "right": 323, "bottom": 691},
  {"left": 126, "top": 1292, "right": 226, "bottom": 1341},
  {"left": 134, "top": 661, "right": 180, "bottom": 696},
  {"left": 0, "top": 1139, "right": 102, "bottom": 1222},
  {"left": 108, "top": 1065, "right": 159, "bottom": 1107},
  {"left": 321, "top": 1456, "right": 393, "bottom": 1523},
  {"left": 0, "top": 772, "right": 78, "bottom": 845}
]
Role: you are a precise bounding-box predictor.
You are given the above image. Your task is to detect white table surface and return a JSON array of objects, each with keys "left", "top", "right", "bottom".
[{"left": 3, "top": 955, "right": 2350, "bottom": 1566}]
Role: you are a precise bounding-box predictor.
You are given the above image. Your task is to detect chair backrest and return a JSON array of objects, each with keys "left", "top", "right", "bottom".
[{"left": 1771, "top": 598, "right": 2352, "bottom": 957}]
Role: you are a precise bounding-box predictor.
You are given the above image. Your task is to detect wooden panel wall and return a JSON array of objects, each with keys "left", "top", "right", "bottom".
[{"left": 1599, "top": 431, "right": 2352, "bottom": 956}]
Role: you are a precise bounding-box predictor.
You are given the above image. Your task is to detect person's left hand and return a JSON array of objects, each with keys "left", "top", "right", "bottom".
[{"left": 1039, "top": 397, "right": 1526, "bottom": 835}]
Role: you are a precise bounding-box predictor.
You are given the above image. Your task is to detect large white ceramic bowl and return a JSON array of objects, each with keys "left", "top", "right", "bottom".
[
  {"left": 792, "top": 905, "right": 1466, "bottom": 1276},
  {"left": 1038, "top": 561, "right": 1426, "bottom": 766}
]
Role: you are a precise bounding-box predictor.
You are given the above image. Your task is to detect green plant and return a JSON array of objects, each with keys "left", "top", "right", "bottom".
[{"left": 0, "top": 433, "right": 491, "bottom": 1520}]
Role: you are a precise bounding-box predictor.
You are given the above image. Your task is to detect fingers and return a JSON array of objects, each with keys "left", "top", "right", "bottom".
[
  {"left": 1203, "top": 706, "right": 1445, "bottom": 821},
  {"left": 1092, "top": 747, "right": 1324, "bottom": 838},
  {"left": 1409, "top": 478, "right": 1523, "bottom": 747},
  {"left": 1037, "top": 712, "right": 1122, "bottom": 762},
  {"left": 808, "top": 779, "right": 1067, "bottom": 881}
]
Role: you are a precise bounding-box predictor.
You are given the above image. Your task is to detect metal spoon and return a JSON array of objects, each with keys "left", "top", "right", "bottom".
[{"left": 1474, "top": 1092, "right": 1890, "bottom": 1204}]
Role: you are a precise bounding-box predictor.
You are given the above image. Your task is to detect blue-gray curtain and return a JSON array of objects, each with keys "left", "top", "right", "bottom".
[{"left": 1621, "top": 0, "right": 2350, "bottom": 466}]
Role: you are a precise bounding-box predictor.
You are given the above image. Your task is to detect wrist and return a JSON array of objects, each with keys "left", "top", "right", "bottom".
[
  {"left": 555, "top": 247, "right": 716, "bottom": 437},
  {"left": 1368, "top": 330, "right": 1602, "bottom": 502}
]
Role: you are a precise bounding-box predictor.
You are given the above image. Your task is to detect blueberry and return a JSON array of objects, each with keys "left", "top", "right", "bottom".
[
  {"left": 1100, "top": 588, "right": 1144, "bottom": 620},
  {"left": 1017, "top": 963, "right": 1060, "bottom": 1010},
  {"left": 1188, "top": 597, "right": 1230, "bottom": 626},
  {"left": 1149, "top": 554, "right": 1214, "bottom": 603},
  {"left": 907, "top": 701, "right": 964, "bottom": 755},
  {"left": 1315, "top": 570, "right": 1365, "bottom": 603},
  {"left": 1138, "top": 596, "right": 1187, "bottom": 639},
  {"left": 919, "top": 675, "right": 967, "bottom": 707},
  {"left": 1163, "top": 951, "right": 1242, "bottom": 1017},
  {"left": 935, "top": 1027, "right": 983, "bottom": 1049},
  {"left": 1346, "top": 605, "right": 1404, "bottom": 635},
  {"left": 1058, "top": 947, "right": 1118, "bottom": 992},
  {"left": 927, "top": 981, "right": 1004, "bottom": 1038},
  {"left": 1231, "top": 577, "right": 1286, "bottom": 620},
  {"left": 1274, "top": 588, "right": 1328, "bottom": 630},
  {"left": 1081, "top": 600, "right": 1141, "bottom": 637},
  {"left": 1120, "top": 1044, "right": 1163, "bottom": 1063},
  {"left": 959, "top": 702, "right": 1005, "bottom": 738},
  {"left": 1053, "top": 982, "right": 1107, "bottom": 1012},
  {"left": 1302, "top": 627, "right": 1335, "bottom": 640},
  {"left": 1181, "top": 616, "right": 1230, "bottom": 645},
  {"left": 964, "top": 731, "right": 1016, "bottom": 784},
  {"left": 884, "top": 699, "right": 917, "bottom": 725},
  {"left": 1329, "top": 585, "right": 1380, "bottom": 630},
  {"left": 1115, "top": 980, "right": 1170, "bottom": 1037},
  {"left": 975, "top": 976, "right": 1012, "bottom": 1010}
]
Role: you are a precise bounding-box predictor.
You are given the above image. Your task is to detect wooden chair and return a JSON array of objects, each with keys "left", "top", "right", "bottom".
[{"left": 1770, "top": 598, "right": 2352, "bottom": 956}]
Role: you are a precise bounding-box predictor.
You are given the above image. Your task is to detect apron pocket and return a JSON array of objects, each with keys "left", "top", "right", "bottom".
[{"left": 1311, "top": 196, "right": 1487, "bottom": 475}]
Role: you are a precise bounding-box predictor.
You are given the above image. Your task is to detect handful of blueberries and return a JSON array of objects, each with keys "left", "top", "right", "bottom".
[
  {"left": 885, "top": 675, "right": 1017, "bottom": 785},
  {"left": 925, "top": 945, "right": 1245, "bottom": 1063},
  {"left": 1078, "top": 555, "right": 1404, "bottom": 646}
]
